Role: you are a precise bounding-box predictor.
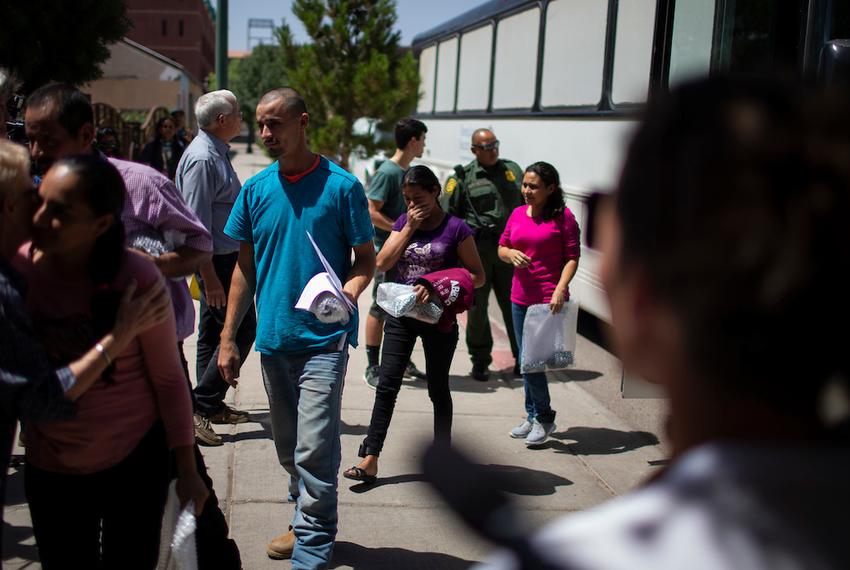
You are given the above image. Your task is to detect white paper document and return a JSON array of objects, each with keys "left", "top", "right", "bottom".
[{"left": 295, "top": 232, "right": 355, "bottom": 313}]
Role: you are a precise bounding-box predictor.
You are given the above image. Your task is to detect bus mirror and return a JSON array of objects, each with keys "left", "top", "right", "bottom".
[{"left": 819, "top": 40, "right": 850, "bottom": 86}]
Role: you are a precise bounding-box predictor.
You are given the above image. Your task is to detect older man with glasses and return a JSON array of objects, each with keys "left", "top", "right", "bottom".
[
  {"left": 175, "top": 90, "right": 255, "bottom": 447},
  {"left": 441, "top": 128, "right": 523, "bottom": 381}
]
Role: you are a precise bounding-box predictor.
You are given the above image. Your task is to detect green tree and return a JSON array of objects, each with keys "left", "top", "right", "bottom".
[
  {"left": 278, "top": 0, "right": 420, "bottom": 168},
  {"left": 228, "top": 44, "right": 289, "bottom": 155},
  {"left": 0, "top": 0, "right": 131, "bottom": 93},
  {"left": 230, "top": 44, "right": 288, "bottom": 116}
]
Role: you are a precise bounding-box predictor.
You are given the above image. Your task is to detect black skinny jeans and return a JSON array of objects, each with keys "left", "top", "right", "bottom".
[
  {"left": 195, "top": 251, "right": 256, "bottom": 417},
  {"left": 360, "top": 315, "right": 459, "bottom": 457},
  {"left": 26, "top": 422, "right": 170, "bottom": 569}
]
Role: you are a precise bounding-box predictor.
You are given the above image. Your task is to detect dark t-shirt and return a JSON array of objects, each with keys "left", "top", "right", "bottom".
[
  {"left": 391, "top": 213, "right": 474, "bottom": 285},
  {"left": 366, "top": 160, "right": 406, "bottom": 248}
]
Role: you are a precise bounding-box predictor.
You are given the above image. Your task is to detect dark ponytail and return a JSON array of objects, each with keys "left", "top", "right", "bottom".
[{"left": 525, "top": 161, "right": 565, "bottom": 221}]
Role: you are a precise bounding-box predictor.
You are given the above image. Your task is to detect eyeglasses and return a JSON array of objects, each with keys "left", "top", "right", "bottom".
[{"left": 472, "top": 140, "right": 500, "bottom": 151}]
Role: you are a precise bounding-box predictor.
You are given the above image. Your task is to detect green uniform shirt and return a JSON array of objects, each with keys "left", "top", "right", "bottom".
[
  {"left": 366, "top": 159, "right": 406, "bottom": 249},
  {"left": 440, "top": 158, "right": 524, "bottom": 239}
]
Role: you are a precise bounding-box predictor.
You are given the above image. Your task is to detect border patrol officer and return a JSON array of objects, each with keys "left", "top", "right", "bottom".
[{"left": 440, "top": 128, "right": 522, "bottom": 380}]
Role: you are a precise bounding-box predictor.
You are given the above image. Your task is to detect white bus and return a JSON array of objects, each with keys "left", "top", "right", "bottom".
[{"left": 411, "top": 0, "right": 850, "bottom": 322}]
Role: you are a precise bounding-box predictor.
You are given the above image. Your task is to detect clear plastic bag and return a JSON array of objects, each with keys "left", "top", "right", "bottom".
[
  {"left": 156, "top": 480, "right": 198, "bottom": 570},
  {"left": 376, "top": 282, "right": 443, "bottom": 324},
  {"left": 520, "top": 301, "right": 578, "bottom": 374}
]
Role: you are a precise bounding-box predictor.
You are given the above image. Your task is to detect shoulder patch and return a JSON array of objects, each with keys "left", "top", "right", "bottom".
[
  {"left": 505, "top": 170, "right": 516, "bottom": 182},
  {"left": 445, "top": 178, "right": 457, "bottom": 194}
]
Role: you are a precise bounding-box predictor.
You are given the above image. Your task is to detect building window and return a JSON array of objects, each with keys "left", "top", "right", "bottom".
[
  {"left": 179, "top": 19, "right": 184, "bottom": 37},
  {"left": 162, "top": 19, "right": 168, "bottom": 36}
]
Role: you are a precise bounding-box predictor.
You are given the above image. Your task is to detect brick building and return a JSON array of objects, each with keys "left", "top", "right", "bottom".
[{"left": 125, "top": 0, "right": 216, "bottom": 84}]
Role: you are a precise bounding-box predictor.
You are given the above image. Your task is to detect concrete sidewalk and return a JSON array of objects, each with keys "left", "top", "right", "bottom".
[{"left": 2, "top": 145, "right": 669, "bottom": 569}]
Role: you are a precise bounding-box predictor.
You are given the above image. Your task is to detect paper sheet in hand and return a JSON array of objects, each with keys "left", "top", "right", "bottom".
[{"left": 295, "top": 232, "right": 355, "bottom": 313}]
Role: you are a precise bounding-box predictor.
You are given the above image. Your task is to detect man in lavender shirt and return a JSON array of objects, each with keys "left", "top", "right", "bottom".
[{"left": 25, "top": 83, "right": 242, "bottom": 569}]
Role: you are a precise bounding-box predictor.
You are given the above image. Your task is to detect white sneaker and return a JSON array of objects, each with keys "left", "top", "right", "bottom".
[
  {"left": 509, "top": 420, "right": 533, "bottom": 439},
  {"left": 525, "top": 421, "right": 556, "bottom": 447}
]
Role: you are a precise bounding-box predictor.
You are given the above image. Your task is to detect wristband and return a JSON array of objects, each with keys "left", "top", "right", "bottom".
[{"left": 95, "top": 343, "right": 112, "bottom": 367}]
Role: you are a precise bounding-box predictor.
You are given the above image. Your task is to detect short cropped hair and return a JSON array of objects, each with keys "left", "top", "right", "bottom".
[
  {"left": 395, "top": 118, "right": 427, "bottom": 150},
  {"left": 26, "top": 83, "right": 93, "bottom": 136},
  {"left": 259, "top": 87, "right": 307, "bottom": 116},
  {"left": 195, "top": 90, "right": 238, "bottom": 129}
]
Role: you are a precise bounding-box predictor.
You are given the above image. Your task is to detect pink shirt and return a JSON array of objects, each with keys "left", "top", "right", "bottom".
[
  {"left": 14, "top": 246, "right": 194, "bottom": 474},
  {"left": 499, "top": 206, "right": 581, "bottom": 306}
]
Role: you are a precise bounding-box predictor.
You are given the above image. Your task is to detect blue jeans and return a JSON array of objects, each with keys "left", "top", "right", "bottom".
[
  {"left": 260, "top": 346, "right": 348, "bottom": 570},
  {"left": 511, "top": 303, "right": 556, "bottom": 424}
]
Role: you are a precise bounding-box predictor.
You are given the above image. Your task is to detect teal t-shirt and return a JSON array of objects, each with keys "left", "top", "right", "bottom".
[
  {"left": 366, "top": 159, "right": 406, "bottom": 249},
  {"left": 224, "top": 157, "right": 375, "bottom": 354}
]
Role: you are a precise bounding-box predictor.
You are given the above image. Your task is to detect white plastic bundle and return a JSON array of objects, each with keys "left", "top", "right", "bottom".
[
  {"left": 312, "top": 291, "right": 350, "bottom": 324},
  {"left": 376, "top": 282, "right": 443, "bottom": 324}
]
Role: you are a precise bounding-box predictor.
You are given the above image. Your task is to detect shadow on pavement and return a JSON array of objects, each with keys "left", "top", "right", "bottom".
[
  {"left": 2, "top": 521, "right": 38, "bottom": 564},
  {"left": 546, "top": 426, "right": 660, "bottom": 455},
  {"left": 484, "top": 464, "right": 572, "bottom": 496},
  {"left": 4, "top": 466, "right": 25, "bottom": 507},
  {"left": 345, "top": 464, "right": 570, "bottom": 497},
  {"left": 347, "top": 473, "right": 426, "bottom": 493},
  {"left": 331, "top": 540, "right": 476, "bottom": 569},
  {"left": 341, "top": 421, "right": 368, "bottom": 436},
  {"left": 403, "top": 375, "right": 506, "bottom": 394},
  {"left": 555, "top": 369, "right": 603, "bottom": 382}
]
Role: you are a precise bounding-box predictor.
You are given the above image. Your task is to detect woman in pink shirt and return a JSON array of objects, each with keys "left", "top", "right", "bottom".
[
  {"left": 498, "top": 162, "right": 580, "bottom": 447},
  {"left": 15, "top": 155, "right": 207, "bottom": 569}
]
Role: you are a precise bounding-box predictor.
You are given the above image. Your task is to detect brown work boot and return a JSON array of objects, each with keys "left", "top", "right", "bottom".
[
  {"left": 266, "top": 526, "right": 295, "bottom": 560},
  {"left": 209, "top": 405, "right": 250, "bottom": 425},
  {"left": 194, "top": 414, "right": 222, "bottom": 446}
]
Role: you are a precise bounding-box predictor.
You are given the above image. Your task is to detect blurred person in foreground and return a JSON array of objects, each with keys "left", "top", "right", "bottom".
[{"left": 476, "top": 75, "right": 850, "bottom": 569}]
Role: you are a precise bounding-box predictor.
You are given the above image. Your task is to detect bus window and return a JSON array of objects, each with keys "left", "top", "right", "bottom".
[
  {"left": 668, "top": 0, "right": 717, "bottom": 87},
  {"left": 435, "top": 38, "right": 459, "bottom": 112},
  {"left": 418, "top": 45, "right": 437, "bottom": 114},
  {"left": 457, "top": 25, "right": 493, "bottom": 112},
  {"left": 611, "top": 0, "right": 657, "bottom": 105},
  {"left": 715, "top": 0, "right": 806, "bottom": 74},
  {"left": 492, "top": 7, "right": 541, "bottom": 110},
  {"left": 540, "top": 0, "right": 608, "bottom": 108}
]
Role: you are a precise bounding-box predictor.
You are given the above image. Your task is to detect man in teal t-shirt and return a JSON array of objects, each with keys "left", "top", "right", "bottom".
[
  {"left": 218, "top": 88, "right": 375, "bottom": 568},
  {"left": 363, "top": 117, "right": 428, "bottom": 388}
]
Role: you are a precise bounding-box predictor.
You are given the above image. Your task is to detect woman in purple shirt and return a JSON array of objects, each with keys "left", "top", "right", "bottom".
[
  {"left": 498, "top": 162, "right": 580, "bottom": 446},
  {"left": 344, "top": 165, "right": 485, "bottom": 483}
]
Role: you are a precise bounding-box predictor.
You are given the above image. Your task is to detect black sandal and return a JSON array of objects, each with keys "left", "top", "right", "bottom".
[{"left": 343, "top": 466, "right": 377, "bottom": 483}]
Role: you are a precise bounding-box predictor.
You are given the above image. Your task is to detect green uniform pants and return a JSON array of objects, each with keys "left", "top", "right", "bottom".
[{"left": 466, "top": 243, "right": 519, "bottom": 366}]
